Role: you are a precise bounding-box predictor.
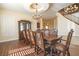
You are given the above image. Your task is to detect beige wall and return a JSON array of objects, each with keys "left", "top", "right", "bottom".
[
  {"left": 57, "top": 13, "right": 75, "bottom": 36},
  {"left": 0, "top": 9, "right": 37, "bottom": 42},
  {"left": 57, "top": 13, "right": 79, "bottom": 36},
  {"left": 57, "top": 13, "right": 79, "bottom": 45},
  {"left": 0, "top": 13, "right": 1, "bottom": 38}
]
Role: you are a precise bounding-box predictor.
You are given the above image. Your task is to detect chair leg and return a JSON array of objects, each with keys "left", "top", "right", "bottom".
[
  {"left": 66, "top": 50, "right": 70, "bottom": 56},
  {"left": 35, "top": 46, "right": 38, "bottom": 55},
  {"left": 63, "top": 51, "right": 66, "bottom": 56},
  {"left": 30, "top": 43, "right": 32, "bottom": 48},
  {"left": 56, "top": 50, "right": 61, "bottom": 56},
  {"left": 44, "top": 51, "right": 47, "bottom": 56}
]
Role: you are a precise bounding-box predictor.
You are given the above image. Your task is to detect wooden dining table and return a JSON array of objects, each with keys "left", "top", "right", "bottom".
[
  {"left": 43, "top": 34, "right": 62, "bottom": 55},
  {"left": 35, "top": 29, "right": 62, "bottom": 55}
]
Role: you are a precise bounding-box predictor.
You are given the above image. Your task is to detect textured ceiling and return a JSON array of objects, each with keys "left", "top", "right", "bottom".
[{"left": 0, "top": 3, "right": 72, "bottom": 19}]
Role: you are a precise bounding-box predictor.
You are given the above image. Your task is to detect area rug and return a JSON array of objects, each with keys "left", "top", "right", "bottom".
[{"left": 8, "top": 46, "right": 35, "bottom": 56}]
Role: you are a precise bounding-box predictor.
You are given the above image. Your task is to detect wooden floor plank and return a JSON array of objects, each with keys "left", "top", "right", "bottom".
[{"left": 0, "top": 40, "right": 79, "bottom": 56}]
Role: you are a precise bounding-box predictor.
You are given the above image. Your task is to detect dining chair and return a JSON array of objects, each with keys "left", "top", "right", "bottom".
[
  {"left": 50, "top": 36, "right": 62, "bottom": 55},
  {"left": 34, "top": 31, "right": 50, "bottom": 55},
  {"left": 55, "top": 29, "right": 74, "bottom": 56},
  {"left": 25, "top": 29, "right": 33, "bottom": 47},
  {"left": 29, "top": 30, "right": 36, "bottom": 48},
  {"left": 50, "top": 28, "right": 58, "bottom": 37},
  {"left": 44, "top": 29, "right": 50, "bottom": 37},
  {"left": 22, "top": 30, "right": 30, "bottom": 44}
]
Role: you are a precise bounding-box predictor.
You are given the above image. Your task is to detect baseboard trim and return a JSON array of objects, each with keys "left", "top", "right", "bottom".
[{"left": 0, "top": 38, "right": 18, "bottom": 43}]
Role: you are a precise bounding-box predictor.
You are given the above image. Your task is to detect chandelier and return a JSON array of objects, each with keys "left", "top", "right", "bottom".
[
  {"left": 25, "top": 3, "right": 49, "bottom": 19},
  {"left": 31, "top": 3, "right": 41, "bottom": 20},
  {"left": 64, "top": 4, "right": 79, "bottom": 14}
]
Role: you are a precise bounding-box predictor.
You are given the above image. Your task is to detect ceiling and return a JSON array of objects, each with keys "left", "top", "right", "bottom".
[
  {"left": 0, "top": 3, "right": 72, "bottom": 19},
  {"left": 72, "top": 12, "right": 79, "bottom": 18}
]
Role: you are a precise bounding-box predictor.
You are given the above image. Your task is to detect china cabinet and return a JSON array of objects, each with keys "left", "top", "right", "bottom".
[{"left": 18, "top": 20, "right": 31, "bottom": 40}]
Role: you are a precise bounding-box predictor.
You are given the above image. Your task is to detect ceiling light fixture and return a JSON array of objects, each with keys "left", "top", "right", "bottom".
[
  {"left": 25, "top": 3, "right": 49, "bottom": 20},
  {"left": 64, "top": 4, "right": 79, "bottom": 14},
  {"left": 32, "top": 3, "right": 41, "bottom": 20}
]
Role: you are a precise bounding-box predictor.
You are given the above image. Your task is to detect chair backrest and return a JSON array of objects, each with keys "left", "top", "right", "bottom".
[
  {"left": 26, "top": 30, "right": 30, "bottom": 40},
  {"left": 29, "top": 30, "right": 35, "bottom": 45},
  {"left": 44, "top": 29, "right": 50, "bottom": 37},
  {"left": 50, "top": 29, "right": 58, "bottom": 37},
  {"left": 35, "top": 31, "right": 45, "bottom": 50},
  {"left": 22, "top": 30, "right": 27, "bottom": 39},
  {"left": 22, "top": 30, "right": 30, "bottom": 44},
  {"left": 66, "top": 29, "right": 74, "bottom": 49}
]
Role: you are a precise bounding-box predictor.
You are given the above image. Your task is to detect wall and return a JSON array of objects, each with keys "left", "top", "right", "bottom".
[
  {"left": 57, "top": 13, "right": 79, "bottom": 45},
  {"left": 0, "top": 12, "right": 1, "bottom": 38},
  {"left": 57, "top": 13, "right": 75, "bottom": 36},
  {"left": 0, "top": 9, "right": 37, "bottom": 42}
]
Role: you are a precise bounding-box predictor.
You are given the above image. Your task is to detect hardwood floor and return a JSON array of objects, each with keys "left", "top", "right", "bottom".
[
  {"left": 70, "top": 44, "right": 79, "bottom": 56},
  {"left": 0, "top": 40, "right": 27, "bottom": 56},
  {"left": 0, "top": 40, "right": 79, "bottom": 56}
]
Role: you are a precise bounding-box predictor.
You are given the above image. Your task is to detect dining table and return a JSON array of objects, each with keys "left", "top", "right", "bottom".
[
  {"left": 43, "top": 34, "right": 62, "bottom": 55},
  {"left": 35, "top": 29, "right": 62, "bottom": 55}
]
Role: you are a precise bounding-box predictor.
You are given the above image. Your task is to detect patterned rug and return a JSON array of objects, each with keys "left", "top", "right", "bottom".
[{"left": 8, "top": 46, "right": 36, "bottom": 56}]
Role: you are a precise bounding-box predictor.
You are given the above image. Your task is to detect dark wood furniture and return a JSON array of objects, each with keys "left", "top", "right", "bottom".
[
  {"left": 29, "top": 30, "right": 36, "bottom": 48},
  {"left": 22, "top": 30, "right": 29, "bottom": 44},
  {"left": 22, "top": 29, "right": 35, "bottom": 48},
  {"left": 34, "top": 31, "right": 51, "bottom": 55},
  {"left": 43, "top": 31, "right": 62, "bottom": 55},
  {"left": 55, "top": 29, "right": 74, "bottom": 56},
  {"left": 18, "top": 20, "right": 31, "bottom": 41},
  {"left": 34, "top": 31, "right": 45, "bottom": 55}
]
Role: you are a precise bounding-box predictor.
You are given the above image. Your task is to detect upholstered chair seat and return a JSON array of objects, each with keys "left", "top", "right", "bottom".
[{"left": 55, "top": 43, "right": 65, "bottom": 51}]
